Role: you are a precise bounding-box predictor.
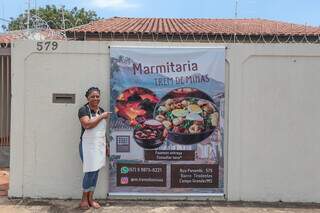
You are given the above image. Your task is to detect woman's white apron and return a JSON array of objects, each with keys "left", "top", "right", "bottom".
[{"left": 82, "top": 107, "right": 106, "bottom": 172}]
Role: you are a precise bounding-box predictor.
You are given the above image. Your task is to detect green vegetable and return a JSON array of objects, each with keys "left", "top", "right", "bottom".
[
  {"left": 204, "top": 118, "right": 212, "bottom": 129},
  {"left": 172, "top": 109, "right": 188, "bottom": 117},
  {"left": 189, "top": 97, "right": 197, "bottom": 104},
  {"left": 166, "top": 111, "right": 175, "bottom": 120},
  {"left": 134, "top": 124, "right": 142, "bottom": 129},
  {"left": 183, "top": 120, "right": 193, "bottom": 129}
]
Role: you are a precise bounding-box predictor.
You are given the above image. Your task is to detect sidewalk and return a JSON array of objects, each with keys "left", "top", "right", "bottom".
[
  {"left": 0, "top": 168, "right": 319, "bottom": 212},
  {"left": 0, "top": 198, "right": 320, "bottom": 213}
]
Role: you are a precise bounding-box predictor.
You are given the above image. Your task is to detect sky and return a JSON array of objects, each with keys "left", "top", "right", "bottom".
[{"left": 0, "top": 0, "right": 319, "bottom": 29}]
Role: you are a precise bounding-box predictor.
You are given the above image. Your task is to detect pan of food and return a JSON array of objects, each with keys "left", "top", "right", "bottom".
[
  {"left": 133, "top": 119, "right": 167, "bottom": 149},
  {"left": 154, "top": 87, "right": 219, "bottom": 145}
]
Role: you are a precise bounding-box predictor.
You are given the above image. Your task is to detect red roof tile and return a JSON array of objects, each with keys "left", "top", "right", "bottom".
[
  {"left": 68, "top": 17, "right": 320, "bottom": 36},
  {"left": 0, "top": 32, "right": 20, "bottom": 44},
  {"left": 0, "top": 30, "right": 65, "bottom": 44}
]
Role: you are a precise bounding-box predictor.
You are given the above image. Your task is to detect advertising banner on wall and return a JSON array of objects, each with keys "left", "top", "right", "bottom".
[{"left": 109, "top": 47, "right": 225, "bottom": 196}]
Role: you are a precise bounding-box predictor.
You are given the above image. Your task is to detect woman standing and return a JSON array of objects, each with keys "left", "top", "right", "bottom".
[{"left": 78, "top": 87, "right": 110, "bottom": 209}]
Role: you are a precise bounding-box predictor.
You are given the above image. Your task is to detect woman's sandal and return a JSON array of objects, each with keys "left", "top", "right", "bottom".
[
  {"left": 79, "top": 201, "right": 90, "bottom": 210},
  {"left": 89, "top": 200, "right": 101, "bottom": 209}
]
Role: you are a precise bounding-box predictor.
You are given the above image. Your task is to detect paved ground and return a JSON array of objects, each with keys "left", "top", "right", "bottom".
[
  {"left": 1, "top": 168, "right": 320, "bottom": 212},
  {"left": 0, "top": 198, "right": 320, "bottom": 213}
]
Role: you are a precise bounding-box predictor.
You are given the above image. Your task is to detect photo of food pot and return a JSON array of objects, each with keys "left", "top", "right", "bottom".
[
  {"left": 115, "top": 87, "right": 159, "bottom": 126},
  {"left": 154, "top": 87, "right": 219, "bottom": 145},
  {"left": 133, "top": 119, "right": 167, "bottom": 149}
]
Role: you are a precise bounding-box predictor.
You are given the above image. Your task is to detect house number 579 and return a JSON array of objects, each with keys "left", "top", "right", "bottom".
[{"left": 36, "top": 41, "right": 58, "bottom": 51}]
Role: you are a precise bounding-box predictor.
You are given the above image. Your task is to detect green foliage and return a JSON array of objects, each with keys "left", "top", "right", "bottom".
[{"left": 7, "top": 5, "right": 99, "bottom": 31}]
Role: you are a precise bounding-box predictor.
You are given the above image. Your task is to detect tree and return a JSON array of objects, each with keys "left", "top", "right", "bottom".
[{"left": 6, "top": 5, "right": 99, "bottom": 31}]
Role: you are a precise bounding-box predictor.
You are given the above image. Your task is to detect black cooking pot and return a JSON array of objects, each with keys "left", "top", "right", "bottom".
[
  {"left": 166, "top": 128, "right": 215, "bottom": 145},
  {"left": 154, "top": 87, "right": 218, "bottom": 145},
  {"left": 133, "top": 135, "right": 164, "bottom": 149},
  {"left": 133, "top": 126, "right": 165, "bottom": 149}
]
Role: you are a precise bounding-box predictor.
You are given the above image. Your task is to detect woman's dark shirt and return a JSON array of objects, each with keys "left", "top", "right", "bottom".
[{"left": 78, "top": 104, "right": 105, "bottom": 141}]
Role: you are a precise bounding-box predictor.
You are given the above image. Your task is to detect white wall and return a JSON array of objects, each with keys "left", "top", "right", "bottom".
[
  {"left": 9, "top": 40, "right": 320, "bottom": 202},
  {"left": 10, "top": 41, "right": 110, "bottom": 199},
  {"left": 227, "top": 45, "right": 320, "bottom": 202}
]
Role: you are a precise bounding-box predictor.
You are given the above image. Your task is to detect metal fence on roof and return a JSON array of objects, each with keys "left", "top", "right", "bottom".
[
  {"left": 64, "top": 18, "right": 320, "bottom": 44},
  {"left": 2, "top": 15, "right": 320, "bottom": 44},
  {"left": 65, "top": 30, "right": 320, "bottom": 44}
]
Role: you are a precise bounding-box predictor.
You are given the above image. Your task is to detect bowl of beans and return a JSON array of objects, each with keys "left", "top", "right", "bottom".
[{"left": 133, "top": 119, "right": 167, "bottom": 149}]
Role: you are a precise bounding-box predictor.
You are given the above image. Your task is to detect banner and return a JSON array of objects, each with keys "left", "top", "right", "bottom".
[{"left": 109, "top": 47, "right": 225, "bottom": 195}]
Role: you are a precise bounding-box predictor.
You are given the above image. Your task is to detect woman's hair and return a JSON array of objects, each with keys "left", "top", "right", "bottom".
[{"left": 85, "top": 87, "right": 100, "bottom": 98}]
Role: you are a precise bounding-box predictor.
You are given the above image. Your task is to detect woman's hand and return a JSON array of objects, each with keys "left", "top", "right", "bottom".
[
  {"left": 101, "top": 112, "right": 111, "bottom": 119},
  {"left": 80, "top": 112, "right": 111, "bottom": 129}
]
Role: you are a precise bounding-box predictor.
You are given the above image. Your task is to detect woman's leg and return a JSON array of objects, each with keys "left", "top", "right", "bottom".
[
  {"left": 88, "top": 191, "right": 101, "bottom": 209},
  {"left": 79, "top": 192, "right": 90, "bottom": 209},
  {"left": 82, "top": 170, "right": 99, "bottom": 192},
  {"left": 79, "top": 141, "right": 101, "bottom": 209},
  {"left": 87, "top": 170, "right": 101, "bottom": 208},
  {"left": 79, "top": 141, "right": 90, "bottom": 209}
]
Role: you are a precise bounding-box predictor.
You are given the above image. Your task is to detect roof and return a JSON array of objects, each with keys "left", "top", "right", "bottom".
[
  {"left": 0, "top": 31, "right": 22, "bottom": 44},
  {"left": 68, "top": 17, "right": 320, "bottom": 36},
  {"left": 0, "top": 30, "right": 65, "bottom": 44}
]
